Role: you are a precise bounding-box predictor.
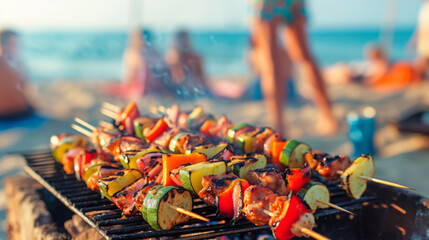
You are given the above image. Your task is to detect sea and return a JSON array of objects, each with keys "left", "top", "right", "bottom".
[{"left": 20, "top": 28, "right": 416, "bottom": 83}]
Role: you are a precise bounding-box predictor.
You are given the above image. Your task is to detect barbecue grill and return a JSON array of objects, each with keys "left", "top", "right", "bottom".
[{"left": 23, "top": 151, "right": 429, "bottom": 240}]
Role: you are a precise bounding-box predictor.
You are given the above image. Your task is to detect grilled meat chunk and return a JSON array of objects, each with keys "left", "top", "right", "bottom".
[
  {"left": 247, "top": 168, "right": 287, "bottom": 195},
  {"left": 243, "top": 186, "right": 278, "bottom": 225},
  {"left": 111, "top": 177, "right": 148, "bottom": 215},
  {"left": 132, "top": 182, "right": 156, "bottom": 212},
  {"left": 316, "top": 154, "right": 351, "bottom": 181},
  {"left": 182, "top": 134, "right": 211, "bottom": 153}
]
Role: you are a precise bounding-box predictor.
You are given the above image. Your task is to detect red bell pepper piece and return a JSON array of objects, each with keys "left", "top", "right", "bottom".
[
  {"left": 62, "top": 147, "right": 85, "bottom": 174},
  {"left": 119, "top": 101, "right": 138, "bottom": 121},
  {"left": 217, "top": 179, "right": 249, "bottom": 218},
  {"left": 79, "top": 150, "right": 98, "bottom": 178},
  {"left": 272, "top": 194, "right": 311, "bottom": 240},
  {"left": 77, "top": 151, "right": 110, "bottom": 179},
  {"left": 111, "top": 102, "right": 140, "bottom": 135},
  {"left": 219, "top": 148, "right": 234, "bottom": 161},
  {"left": 145, "top": 118, "right": 171, "bottom": 142},
  {"left": 285, "top": 164, "right": 311, "bottom": 193}
]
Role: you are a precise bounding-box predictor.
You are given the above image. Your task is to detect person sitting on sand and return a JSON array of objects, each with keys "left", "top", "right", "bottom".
[
  {"left": 165, "top": 30, "right": 208, "bottom": 98},
  {"left": 103, "top": 28, "right": 170, "bottom": 98},
  {"left": 0, "top": 30, "right": 33, "bottom": 120},
  {"left": 324, "top": 44, "right": 420, "bottom": 92}
]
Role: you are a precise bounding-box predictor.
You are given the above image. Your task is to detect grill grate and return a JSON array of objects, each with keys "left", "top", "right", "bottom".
[{"left": 23, "top": 151, "right": 377, "bottom": 240}]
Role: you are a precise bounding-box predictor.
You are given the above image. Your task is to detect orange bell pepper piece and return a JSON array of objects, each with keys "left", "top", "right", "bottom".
[
  {"left": 200, "top": 119, "right": 217, "bottom": 137},
  {"left": 162, "top": 153, "right": 207, "bottom": 186},
  {"left": 271, "top": 141, "right": 287, "bottom": 170}
]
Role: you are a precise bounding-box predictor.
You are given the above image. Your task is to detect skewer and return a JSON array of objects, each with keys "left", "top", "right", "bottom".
[
  {"left": 158, "top": 105, "right": 167, "bottom": 114},
  {"left": 166, "top": 203, "right": 210, "bottom": 222},
  {"left": 315, "top": 199, "right": 356, "bottom": 216},
  {"left": 102, "top": 102, "right": 121, "bottom": 113},
  {"left": 101, "top": 108, "right": 118, "bottom": 120},
  {"left": 292, "top": 223, "right": 331, "bottom": 240},
  {"left": 74, "top": 118, "right": 96, "bottom": 131},
  {"left": 99, "top": 120, "right": 114, "bottom": 129},
  {"left": 263, "top": 210, "right": 330, "bottom": 240},
  {"left": 150, "top": 106, "right": 166, "bottom": 117},
  {"left": 336, "top": 170, "right": 415, "bottom": 190},
  {"left": 71, "top": 124, "right": 92, "bottom": 137}
]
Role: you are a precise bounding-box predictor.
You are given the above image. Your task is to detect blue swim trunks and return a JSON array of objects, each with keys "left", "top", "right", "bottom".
[{"left": 248, "top": 0, "right": 307, "bottom": 24}]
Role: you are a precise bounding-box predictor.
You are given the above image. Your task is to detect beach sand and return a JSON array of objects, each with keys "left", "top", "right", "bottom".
[{"left": 0, "top": 79, "right": 428, "bottom": 237}]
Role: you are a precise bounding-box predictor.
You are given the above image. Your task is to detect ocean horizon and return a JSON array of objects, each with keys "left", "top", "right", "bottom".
[{"left": 20, "top": 28, "right": 416, "bottom": 84}]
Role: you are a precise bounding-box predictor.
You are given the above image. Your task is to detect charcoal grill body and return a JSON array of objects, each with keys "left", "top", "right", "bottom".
[
  {"left": 22, "top": 151, "right": 429, "bottom": 240},
  {"left": 361, "top": 182, "right": 429, "bottom": 240}
]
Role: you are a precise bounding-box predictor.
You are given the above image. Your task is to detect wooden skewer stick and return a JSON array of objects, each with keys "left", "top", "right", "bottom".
[
  {"left": 263, "top": 210, "right": 330, "bottom": 240},
  {"left": 336, "top": 170, "right": 415, "bottom": 190},
  {"left": 166, "top": 203, "right": 210, "bottom": 222},
  {"left": 315, "top": 199, "right": 356, "bottom": 216},
  {"left": 158, "top": 105, "right": 167, "bottom": 114},
  {"left": 74, "top": 118, "right": 96, "bottom": 131},
  {"left": 263, "top": 209, "right": 274, "bottom": 217},
  {"left": 102, "top": 102, "right": 121, "bottom": 113},
  {"left": 99, "top": 120, "right": 114, "bottom": 129},
  {"left": 149, "top": 106, "right": 165, "bottom": 117},
  {"left": 100, "top": 108, "right": 118, "bottom": 120},
  {"left": 71, "top": 124, "right": 92, "bottom": 137},
  {"left": 292, "top": 223, "right": 331, "bottom": 240}
]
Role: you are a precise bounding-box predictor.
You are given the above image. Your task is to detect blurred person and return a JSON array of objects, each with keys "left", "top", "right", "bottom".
[
  {"left": 165, "top": 30, "right": 208, "bottom": 98},
  {"left": 324, "top": 44, "right": 389, "bottom": 85},
  {"left": 324, "top": 44, "right": 420, "bottom": 91},
  {"left": 103, "top": 28, "right": 170, "bottom": 98},
  {"left": 246, "top": 35, "right": 292, "bottom": 100},
  {"left": 248, "top": 0, "right": 337, "bottom": 135},
  {"left": 416, "top": 0, "right": 429, "bottom": 79},
  {"left": 0, "top": 29, "right": 33, "bottom": 119}
]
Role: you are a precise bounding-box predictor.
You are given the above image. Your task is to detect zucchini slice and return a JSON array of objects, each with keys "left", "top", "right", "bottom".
[
  {"left": 147, "top": 186, "right": 193, "bottom": 230},
  {"left": 227, "top": 154, "right": 267, "bottom": 179},
  {"left": 297, "top": 182, "right": 330, "bottom": 212},
  {"left": 227, "top": 123, "right": 251, "bottom": 143},
  {"left": 169, "top": 132, "right": 188, "bottom": 153},
  {"left": 187, "top": 106, "right": 205, "bottom": 130},
  {"left": 340, "top": 154, "right": 375, "bottom": 200},
  {"left": 180, "top": 161, "right": 227, "bottom": 194},
  {"left": 134, "top": 116, "right": 157, "bottom": 141},
  {"left": 279, "top": 140, "right": 311, "bottom": 168},
  {"left": 142, "top": 185, "right": 163, "bottom": 222},
  {"left": 188, "top": 143, "right": 231, "bottom": 160}
]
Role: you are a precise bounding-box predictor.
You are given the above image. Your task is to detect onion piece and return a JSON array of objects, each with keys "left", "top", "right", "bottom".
[{"left": 264, "top": 133, "right": 280, "bottom": 157}]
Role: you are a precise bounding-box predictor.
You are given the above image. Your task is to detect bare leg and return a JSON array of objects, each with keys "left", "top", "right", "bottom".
[
  {"left": 251, "top": 18, "right": 287, "bottom": 134},
  {"left": 282, "top": 16, "right": 337, "bottom": 135}
]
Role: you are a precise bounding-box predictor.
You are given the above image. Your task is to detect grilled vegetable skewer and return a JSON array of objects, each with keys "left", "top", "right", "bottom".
[
  {"left": 307, "top": 151, "right": 415, "bottom": 194},
  {"left": 58, "top": 102, "right": 415, "bottom": 238},
  {"left": 69, "top": 122, "right": 212, "bottom": 226}
]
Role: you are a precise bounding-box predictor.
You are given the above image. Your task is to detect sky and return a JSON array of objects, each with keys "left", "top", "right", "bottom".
[{"left": 0, "top": 0, "right": 424, "bottom": 31}]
